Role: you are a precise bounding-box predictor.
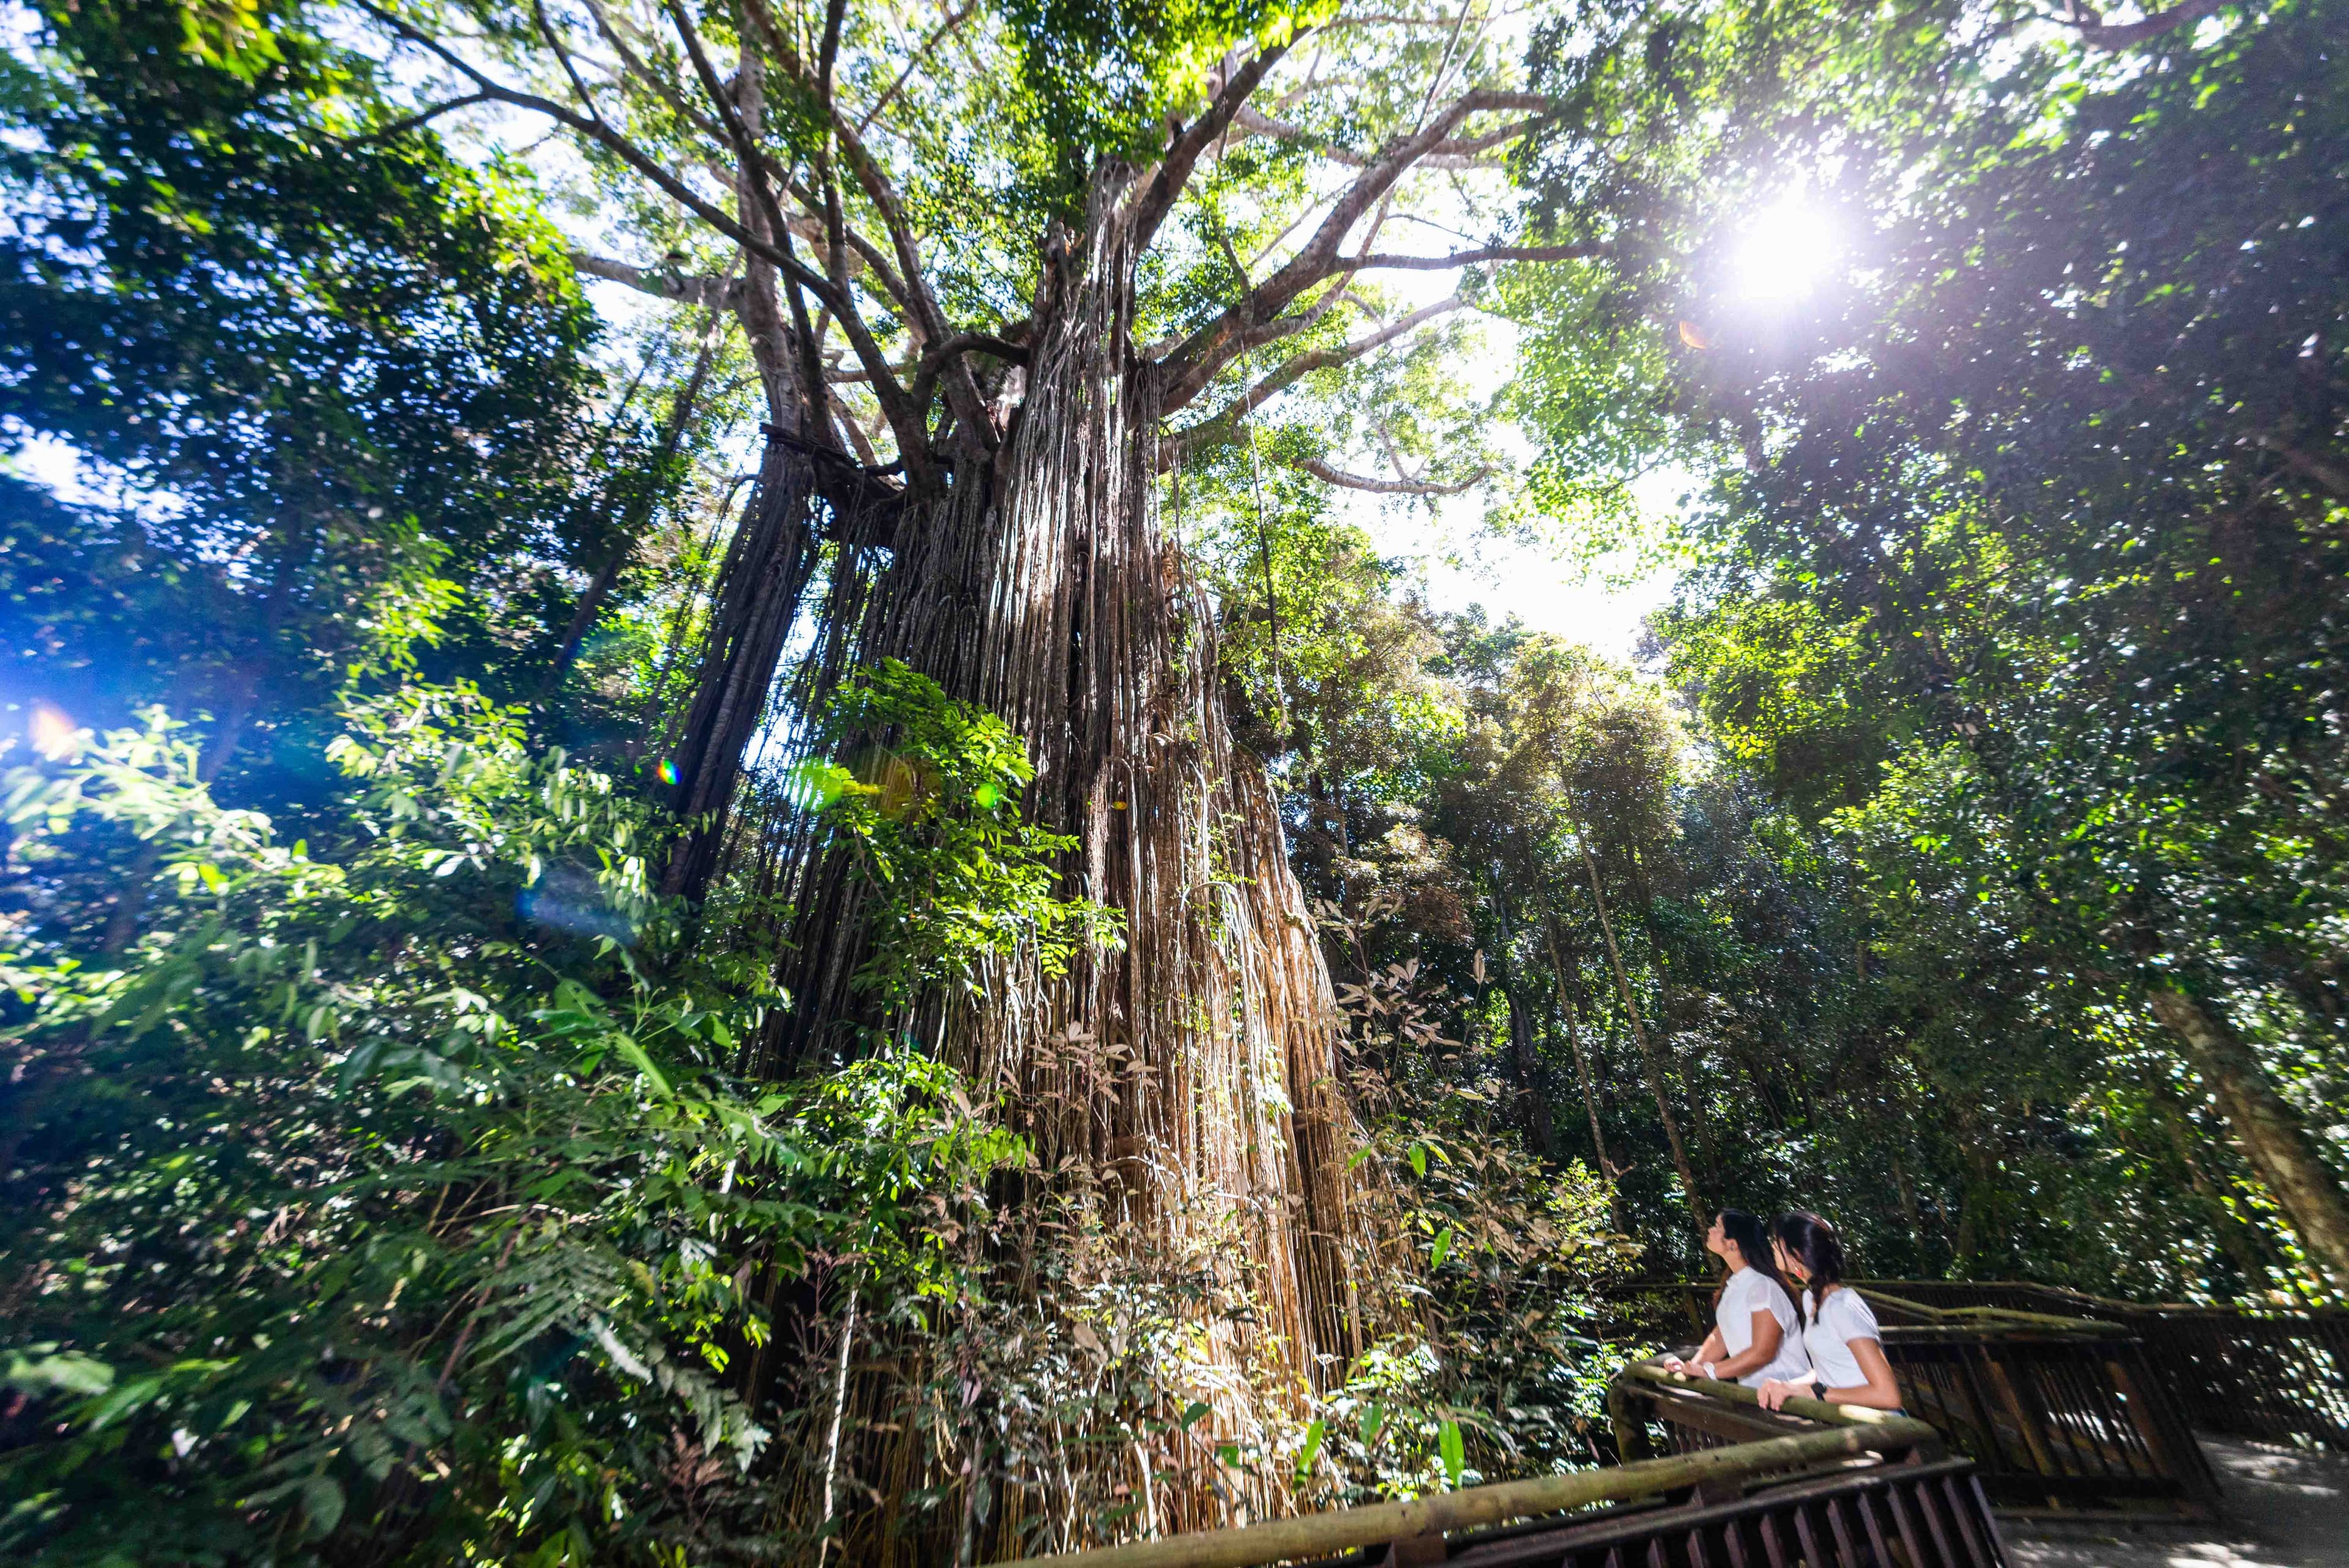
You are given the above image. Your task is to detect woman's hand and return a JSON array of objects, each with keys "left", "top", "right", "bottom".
[
  {"left": 1661, "top": 1354, "right": 1687, "bottom": 1373},
  {"left": 1756, "top": 1378, "right": 1796, "bottom": 1411}
]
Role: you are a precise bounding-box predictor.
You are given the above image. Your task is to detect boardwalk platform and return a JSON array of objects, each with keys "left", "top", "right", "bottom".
[{"left": 2005, "top": 1433, "right": 2349, "bottom": 1568}]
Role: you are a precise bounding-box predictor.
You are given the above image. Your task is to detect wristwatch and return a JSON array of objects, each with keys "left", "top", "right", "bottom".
[{"left": 1808, "top": 1378, "right": 1828, "bottom": 1402}]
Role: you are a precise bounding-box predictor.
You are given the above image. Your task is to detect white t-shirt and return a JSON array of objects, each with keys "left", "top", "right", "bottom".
[
  {"left": 1802, "top": 1285, "right": 1883, "bottom": 1391},
  {"left": 1715, "top": 1266, "right": 1810, "bottom": 1388}
]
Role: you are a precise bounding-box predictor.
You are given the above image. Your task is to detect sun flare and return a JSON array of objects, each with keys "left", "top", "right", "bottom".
[{"left": 1732, "top": 198, "right": 1838, "bottom": 302}]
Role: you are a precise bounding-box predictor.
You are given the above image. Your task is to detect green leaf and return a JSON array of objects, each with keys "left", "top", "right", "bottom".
[
  {"left": 1430, "top": 1227, "right": 1453, "bottom": 1270},
  {"left": 612, "top": 1034, "right": 672, "bottom": 1096},
  {"left": 1296, "top": 1418, "right": 1324, "bottom": 1479},
  {"left": 1408, "top": 1143, "right": 1428, "bottom": 1178},
  {"left": 300, "top": 1475, "right": 345, "bottom": 1539},
  {"left": 84, "top": 1374, "right": 165, "bottom": 1431},
  {"left": 2, "top": 1347, "right": 115, "bottom": 1397},
  {"left": 1439, "top": 1420, "right": 1464, "bottom": 1490}
]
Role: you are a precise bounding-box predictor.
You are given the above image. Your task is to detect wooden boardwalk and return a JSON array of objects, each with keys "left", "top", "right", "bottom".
[{"left": 2005, "top": 1434, "right": 2349, "bottom": 1568}]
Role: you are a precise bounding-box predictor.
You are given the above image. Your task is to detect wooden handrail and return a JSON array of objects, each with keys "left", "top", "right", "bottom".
[
  {"left": 1609, "top": 1280, "right": 2128, "bottom": 1336},
  {"left": 993, "top": 1411, "right": 1945, "bottom": 1567},
  {"left": 1614, "top": 1298, "right": 2228, "bottom": 1514},
  {"left": 1624, "top": 1359, "right": 1912, "bottom": 1424}
]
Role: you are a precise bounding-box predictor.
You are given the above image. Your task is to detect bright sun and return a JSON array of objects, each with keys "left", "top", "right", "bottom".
[{"left": 1732, "top": 198, "right": 1838, "bottom": 302}]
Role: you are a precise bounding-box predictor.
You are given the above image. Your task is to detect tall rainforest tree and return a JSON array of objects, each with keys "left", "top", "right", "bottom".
[{"left": 328, "top": 0, "right": 1635, "bottom": 1540}]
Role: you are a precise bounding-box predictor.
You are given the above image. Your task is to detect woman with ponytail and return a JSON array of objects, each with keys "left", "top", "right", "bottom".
[
  {"left": 1664, "top": 1209, "right": 1810, "bottom": 1388},
  {"left": 1757, "top": 1210, "right": 1904, "bottom": 1413}
]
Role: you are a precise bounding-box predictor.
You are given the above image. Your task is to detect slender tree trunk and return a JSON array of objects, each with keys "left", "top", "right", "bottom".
[
  {"left": 547, "top": 325, "right": 722, "bottom": 686},
  {"left": 1888, "top": 1143, "right": 1924, "bottom": 1257},
  {"left": 1500, "top": 979, "right": 1554, "bottom": 1159},
  {"left": 2150, "top": 1087, "right": 2284, "bottom": 1299},
  {"left": 1573, "top": 828, "right": 1704, "bottom": 1228},
  {"left": 1543, "top": 918, "right": 1614, "bottom": 1178},
  {"left": 657, "top": 434, "right": 823, "bottom": 903},
  {"left": 2147, "top": 986, "right": 2349, "bottom": 1290},
  {"left": 1488, "top": 885, "right": 1553, "bottom": 1158},
  {"left": 658, "top": 59, "right": 837, "bottom": 905},
  {"left": 818, "top": 1280, "right": 859, "bottom": 1564}
]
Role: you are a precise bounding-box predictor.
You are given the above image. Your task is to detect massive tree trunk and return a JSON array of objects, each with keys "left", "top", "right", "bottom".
[
  {"left": 2147, "top": 986, "right": 2349, "bottom": 1290},
  {"left": 751, "top": 168, "right": 1411, "bottom": 1558}
]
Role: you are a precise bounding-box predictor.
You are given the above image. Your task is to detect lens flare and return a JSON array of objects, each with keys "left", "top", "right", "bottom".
[
  {"left": 29, "top": 700, "right": 80, "bottom": 761},
  {"left": 656, "top": 758, "right": 679, "bottom": 786}
]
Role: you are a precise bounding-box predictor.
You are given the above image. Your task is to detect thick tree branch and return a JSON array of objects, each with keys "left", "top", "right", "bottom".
[
  {"left": 359, "top": 4, "right": 928, "bottom": 458},
  {"left": 737, "top": 0, "right": 933, "bottom": 339},
  {"left": 347, "top": 91, "right": 497, "bottom": 145},
  {"left": 534, "top": 0, "right": 603, "bottom": 122},
  {"left": 725, "top": 0, "right": 979, "bottom": 433},
  {"left": 662, "top": 0, "right": 842, "bottom": 453},
  {"left": 1157, "top": 89, "right": 1545, "bottom": 411},
  {"left": 1297, "top": 457, "right": 1487, "bottom": 495},
  {"left": 1349, "top": 241, "right": 1601, "bottom": 271},
  {"left": 2060, "top": 0, "right": 2231, "bottom": 48},
  {"left": 1232, "top": 103, "right": 1537, "bottom": 169},
  {"left": 733, "top": 0, "right": 982, "bottom": 433},
  {"left": 1161, "top": 294, "right": 1464, "bottom": 467},
  {"left": 817, "top": 0, "right": 848, "bottom": 98},
  {"left": 580, "top": 0, "right": 730, "bottom": 139},
  {"left": 909, "top": 332, "right": 1032, "bottom": 431},
  {"left": 571, "top": 251, "right": 743, "bottom": 310},
  {"left": 1128, "top": 44, "right": 1292, "bottom": 254}
]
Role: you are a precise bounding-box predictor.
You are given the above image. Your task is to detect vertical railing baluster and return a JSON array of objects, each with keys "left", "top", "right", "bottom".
[{"left": 1883, "top": 1477, "right": 1934, "bottom": 1568}]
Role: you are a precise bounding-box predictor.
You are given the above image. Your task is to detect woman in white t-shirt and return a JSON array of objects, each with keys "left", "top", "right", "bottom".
[
  {"left": 1756, "top": 1210, "right": 1904, "bottom": 1413},
  {"left": 1663, "top": 1208, "right": 1810, "bottom": 1388}
]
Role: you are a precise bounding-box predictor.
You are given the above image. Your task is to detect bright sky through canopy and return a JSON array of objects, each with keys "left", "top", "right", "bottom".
[{"left": 1732, "top": 196, "right": 1838, "bottom": 301}]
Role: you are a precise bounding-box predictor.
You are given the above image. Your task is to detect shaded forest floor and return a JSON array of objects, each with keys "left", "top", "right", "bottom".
[{"left": 2005, "top": 1436, "right": 2349, "bottom": 1568}]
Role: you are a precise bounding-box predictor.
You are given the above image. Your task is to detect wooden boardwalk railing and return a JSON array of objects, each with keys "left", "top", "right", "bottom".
[
  {"left": 999, "top": 1381, "right": 2006, "bottom": 1567},
  {"left": 1606, "top": 1283, "right": 2222, "bottom": 1517},
  {"left": 1839, "top": 1280, "right": 2349, "bottom": 1452}
]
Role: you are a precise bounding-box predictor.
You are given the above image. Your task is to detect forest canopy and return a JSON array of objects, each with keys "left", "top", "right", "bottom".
[{"left": 2, "top": 0, "right": 2343, "bottom": 1561}]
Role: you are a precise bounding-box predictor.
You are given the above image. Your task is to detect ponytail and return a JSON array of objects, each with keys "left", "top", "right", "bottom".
[{"left": 1772, "top": 1209, "right": 1847, "bottom": 1326}]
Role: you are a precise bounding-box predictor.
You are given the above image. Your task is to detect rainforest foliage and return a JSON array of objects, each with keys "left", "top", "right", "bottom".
[{"left": 3, "top": 0, "right": 2344, "bottom": 1561}]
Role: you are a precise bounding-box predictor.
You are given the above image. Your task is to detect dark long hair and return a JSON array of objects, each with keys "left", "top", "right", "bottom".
[
  {"left": 1772, "top": 1209, "right": 1847, "bottom": 1325},
  {"left": 1712, "top": 1208, "right": 1788, "bottom": 1304}
]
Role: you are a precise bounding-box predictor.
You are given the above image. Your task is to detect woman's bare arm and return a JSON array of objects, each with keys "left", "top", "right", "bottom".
[
  {"left": 1822, "top": 1336, "right": 1902, "bottom": 1411},
  {"left": 1708, "top": 1310, "right": 1783, "bottom": 1380},
  {"left": 1666, "top": 1327, "right": 1727, "bottom": 1372}
]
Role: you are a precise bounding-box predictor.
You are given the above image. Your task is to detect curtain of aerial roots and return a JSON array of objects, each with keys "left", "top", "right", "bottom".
[{"left": 749, "top": 169, "right": 1418, "bottom": 1561}]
